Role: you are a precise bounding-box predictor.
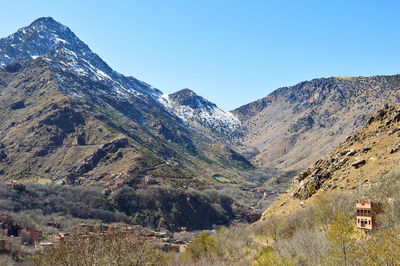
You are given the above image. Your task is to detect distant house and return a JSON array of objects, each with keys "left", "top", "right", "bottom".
[
  {"left": 80, "top": 224, "right": 96, "bottom": 233},
  {"left": 356, "top": 200, "right": 373, "bottom": 230},
  {"left": 54, "top": 232, "right": 70, "bottom": 242},
  {"left": 47, "top": 221, "right": 61, "bottom": 229},
  {"left": 17, "top": 229, "right": 43, "bottom": 244},
  {"left": 31, "top": 231, "right": 43, "bottom": 242},
  {"left": 39, "top": 241, "right": 55, "bottom": 251}
]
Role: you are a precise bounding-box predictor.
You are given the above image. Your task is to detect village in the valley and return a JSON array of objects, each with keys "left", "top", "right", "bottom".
[{"left": 0, "top": 180, "right": 280, "bottom": 259}]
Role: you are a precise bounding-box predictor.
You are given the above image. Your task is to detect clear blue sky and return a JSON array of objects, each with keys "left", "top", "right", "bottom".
[{"left": 1, "top": 1, "right": 400, "bottom": 110}]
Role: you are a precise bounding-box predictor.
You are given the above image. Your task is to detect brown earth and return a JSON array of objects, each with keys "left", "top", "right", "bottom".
[
  {"left": 233, "top": 75, "right": 400, "bottom": 171},
  {"left": 260, "top": 103, "right": 400, "bottom": 219},
  {"left": 0, "top": 60, "right": 252, "bottom": 188}
]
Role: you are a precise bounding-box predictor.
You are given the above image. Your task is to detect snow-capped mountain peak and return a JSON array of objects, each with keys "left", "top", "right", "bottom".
[
  {"left": 0, "top": 17, "right": 78, "bottom": 67},
  {"left": 0, "top": 17, "right": 162, "bottom": 99},
  {"left": 0, "top": 17, "right": 243, "bottom": 139},
  {"left": 159, "top": 89, "right": 243, "bottom": 139}
]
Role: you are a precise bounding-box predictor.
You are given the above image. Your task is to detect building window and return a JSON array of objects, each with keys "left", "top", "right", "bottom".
[{"left": 361, "top": 220, "right": 367, "bottom": 227}]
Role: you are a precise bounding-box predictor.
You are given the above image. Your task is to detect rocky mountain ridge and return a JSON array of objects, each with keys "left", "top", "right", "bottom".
[
  {"left": 3, "top": 16, "right": 400, "bottom": 212},
  {"left": 234, "top": 75, "right": 400, "bottom": 170},
  {"left": 260, "top": 103, "right": 400, "bottom": 218},
  {"left": 160, "top": 88, "right": 243, "bottom": 140},
  {"left": 0, "top": 17, "right": 251, "bottom": 187},
  {"left": 0, "top": 17, "right": 242, "bottom": 143}
]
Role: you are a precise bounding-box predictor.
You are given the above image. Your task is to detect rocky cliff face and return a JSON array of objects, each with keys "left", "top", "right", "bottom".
[
  {"left": 260, "top": 103, "right": 400, "bottom": 217},
  {"left": 233, "top": 76, "right": 400, "bottom": 170}
]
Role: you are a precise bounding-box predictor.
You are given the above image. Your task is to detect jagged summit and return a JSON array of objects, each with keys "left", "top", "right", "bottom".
[
  {"left": 27, "top": 17, "right": 70, "bottom": 37},
  {"left": 157, "top": 88, "right": 243, "bottom": 140},
  {"left": 29, "top": 16, "right": 58, "bottom": 26},
  {"left": 169, "top": 88, "right": 217, "bottom": 110},
  {"left": 0, "top": 17, "right": 78, "bottom": 66},
  {"left": 0, "top": 16, "right": 163, "bottom": 100}
]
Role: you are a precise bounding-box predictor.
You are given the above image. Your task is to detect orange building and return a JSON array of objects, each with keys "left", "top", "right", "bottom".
[
  {"left": 356, "top": 200, "right": 373, "bottom": 230},
  {"left": 30, "top": 230, "right": 43, "bottom": 243}
]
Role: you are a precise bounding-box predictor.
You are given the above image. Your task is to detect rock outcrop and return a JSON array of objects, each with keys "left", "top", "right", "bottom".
[{"left": 260, "top": 103, "right": 400, "bottom": 218}]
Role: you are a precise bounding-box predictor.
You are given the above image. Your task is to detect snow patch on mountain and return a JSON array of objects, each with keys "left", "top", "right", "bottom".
[
  {"left": 0, "top": 17, "right": 243, "bottom": 139},
  {"left": 0, "top": 17, "right": 168, "bottom": 104},
  {"left": 158, "top": 92, "right": 243, "bottom": 139}
]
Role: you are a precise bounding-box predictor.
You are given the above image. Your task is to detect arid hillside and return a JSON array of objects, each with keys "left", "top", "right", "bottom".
[
  {"left": 260, "top": 103, "right": 400, "bottom": 218},
  {"left": 234, "top": 76, "right": 400, "bottom": 171},
  {"left": 0, "top": 59, "right": 253, "bottom": 188}
]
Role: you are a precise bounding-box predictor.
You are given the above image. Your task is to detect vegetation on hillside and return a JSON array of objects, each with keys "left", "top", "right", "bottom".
[
  {"left": 250, "top": 169, "right": 400, "bottom": 265},
  {"left": 0, "top": 182, "right": 246, "bottom": 231},
  {"left": 35, "top": 228, "right": 165, "bottom": 265},
  {"left": 28, "top": 168, "right": 400, "bottom": 265},
  {"left": 163, "top": 170, "right": 399, "bottom": 265}
]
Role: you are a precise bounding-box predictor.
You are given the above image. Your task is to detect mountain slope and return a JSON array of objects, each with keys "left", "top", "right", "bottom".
[
  {"left": 233, "top": 76, "right": 400, "bottom": 170},
  {"left": 0, "top": 17, "right": 251, "bottom": 187},
  {"left": 0, "top": 17, "right": 243, "bottom": 142},
  {"left": 260, "top": 103, "right": 400, "bottom": 218}
]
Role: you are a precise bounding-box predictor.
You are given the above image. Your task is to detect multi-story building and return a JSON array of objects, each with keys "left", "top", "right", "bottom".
[{"left": 356, "top": 200, "right": 373, "bottom": 230}]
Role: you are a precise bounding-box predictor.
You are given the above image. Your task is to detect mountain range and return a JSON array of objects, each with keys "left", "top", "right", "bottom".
[
  {"left": 2, "top": 15, "right": 400, "bottom": 265},
  {"left": 234, "top": 75, "right": 400, "bottom": 170},
  {"left": 1, "top": 17, "right": 400, "bottom": 210},
  {"left": 0, "top": 17, "right": 251, "bottom": 189}
]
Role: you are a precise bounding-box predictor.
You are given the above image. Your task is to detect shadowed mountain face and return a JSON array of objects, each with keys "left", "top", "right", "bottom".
[
  {"left": 233, "top": 76, "right": 400, "bottom": 170},
  {"left": 0, "top": 17, "right": 251, "bottom": 187}
]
